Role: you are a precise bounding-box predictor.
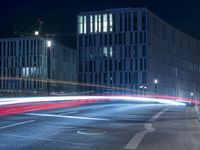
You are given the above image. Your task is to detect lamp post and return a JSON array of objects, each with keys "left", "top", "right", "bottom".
[
  {"left": 154, "top": 79, "right": 158, "bottom": 95},
  {"left": 47, "top": 40, "right": 52, "bottom": 96}
]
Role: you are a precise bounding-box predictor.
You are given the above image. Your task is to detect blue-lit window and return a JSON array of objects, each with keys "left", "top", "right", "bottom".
[
  {"left": 103, "top": 14, "right": 108, "bottom": 32},
  {"left": 78, "top": 16, "right": 83, "bottom": 34},
  {"left": 109, "top": 14, "right": 113, "bottom": 32},
  {"left": 90, "top": 15, "right": 93, "bottom": 33}
]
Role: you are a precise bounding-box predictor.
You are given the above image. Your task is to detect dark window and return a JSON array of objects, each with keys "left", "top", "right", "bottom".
[
  {"left": 140, "top": 59, "right": 143, "bottom": 70},
  {"left": 135, "top": 59, "right": 138, "bottom": 71},
  {"left": 142, "top": 72, "right": 147, "bottom": 83},
  {"left": 125, "top": 13, "right": 127, "bottom": 31},
  {"left": 133, "top": 12, "right": 138, "bottom": 30},
  {"left": 109, "top": 60, "right": 112, "bottom": 71},
  {"left": 142, "top": 12, "right": 146, "bottom": 30},
  {"left": 109, "top": 34, "right": 112, "bottom": 45},
  {"left": 133, "top": 45, "right": 138, "bottom": 57},
  {"left": 142, "top": 45, "right": 146, "bottom": 57},
  {"left": 120, "top": 72, "right": 123, "bottom": 84},
  {"left": 133, "top": 72, "right": 138, "bottom": 84},
  {"left": 125, "top": 72, "right": 128, "bottom": 84},
  {"left": 103, "top": 73, "right": 107, "bottom": 84},
  {"left": 104, "top": 60, "right": 107, "bottom": 71},
  {"left": 135, "top": 32, "right": 138, "bottom": 44},
  {"left": 144, "top": 59, "right": 147, "bottom": 70},
  {"left": 79, "top": 62, "right": 83, "bottom": 72}
]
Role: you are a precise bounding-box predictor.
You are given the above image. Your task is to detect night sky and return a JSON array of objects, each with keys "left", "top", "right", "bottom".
[{"left": 1, "top": 0, "right": 200, "bottom": 47}]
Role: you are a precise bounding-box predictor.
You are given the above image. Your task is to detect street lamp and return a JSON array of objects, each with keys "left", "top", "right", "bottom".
[
  {"left": 154, "top": 79, "right": 158, "bottom": 94},
  {"left": 47, "top": 40, "right": 52, "bottom": 96},
  {"left": 34, "top": 31, "right": 39, "bottom": 36}
]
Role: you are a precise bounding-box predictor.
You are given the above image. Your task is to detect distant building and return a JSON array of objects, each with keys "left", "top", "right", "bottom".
[
  {"left": 0, "top": 36, "right": 76, "bottom": 95},
  {"left": 77, "top": 7, "right": 200, "bottom": 98}
]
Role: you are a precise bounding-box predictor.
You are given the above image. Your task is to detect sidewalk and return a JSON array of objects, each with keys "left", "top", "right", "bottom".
[{"left": 195, "top": 104, "right": 200, "bottom": 121}]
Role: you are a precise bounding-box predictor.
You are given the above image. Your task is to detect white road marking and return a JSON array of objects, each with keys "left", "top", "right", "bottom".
[
  {"left": 92, "top": 106, "right": 105, "bottom": 110},
  {"left": 61, "top": 111, "right": 78, "bottom": 115},
  {"left": 125, "top": 108, "right": 169, "bottom": 150},
  {"left": 0, "top": 120, "right": 35, "bottom": 130},
  {"left": 1, "top": 133, "right": 88, "bottom": 145},
  {"left": 25, "top": 113, "right": 110, "bottom": 121}
]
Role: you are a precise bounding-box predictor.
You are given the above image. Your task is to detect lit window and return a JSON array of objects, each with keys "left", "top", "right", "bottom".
[
  {"left": 103, "top": 47, "right": 108, "bottom": 57},
  {"left": 98, "top": 15, "right": 101, "bottom": 32},
  {"left": 83, "top": 16, "right": 87, "bottom": 34},
  {"left": 78, "top": 16, "right": 83, "bottom": 34},
  {"left": 109, "top": 14, "right": 113, "bottom": 32},
  {"left": 109, "top": 47, "right": 113, "bottom": 57},
  {"left": 95, "top": 15, "right": 98, "bottom": 33},
  {"left": 90, "top": 15, "right": 93, "bottom": 33},
  {"left": 103, "top": 14, "right": 108, "bottom": 32}
]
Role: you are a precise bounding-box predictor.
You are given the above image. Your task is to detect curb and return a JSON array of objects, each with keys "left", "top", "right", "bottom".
[{"left": 194, "top": 104, "right": 200, "bottom": 122}]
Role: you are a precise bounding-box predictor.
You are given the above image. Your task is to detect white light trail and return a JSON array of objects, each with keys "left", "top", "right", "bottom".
[{"left": 0, "top": 95, "right": 186, "bottom": 106}]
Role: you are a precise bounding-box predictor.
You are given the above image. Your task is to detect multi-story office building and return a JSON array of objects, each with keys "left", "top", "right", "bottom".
[
  {"left": 77, "top": 7, "right": 200, "bottom": 98},
  {"left": 0, "top": 36, "right": 76, "bottom": 95}
]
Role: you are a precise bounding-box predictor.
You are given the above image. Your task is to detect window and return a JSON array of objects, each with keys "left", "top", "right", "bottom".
[
  {"left": 142, "top": 45, "right": 146, "bottom": 57},
  {"left": 109, "top": 47, "right": 113, "bottom": 57},
  {"left": 142, "top": 72, "right": 147, "bottom": 83},
  {"left": 133, "top": 45, "right": 138, "bottom": 57},
  {"left": 140, "top": 59, "right": 143, "bottom": 70},
  {"left": 98, "top": 15, "right": 101, "bottom": 32},
  {"left": 109, "top": 14, "right": 113, "bottom": 32},
  {"left": 90, "top": 15, "right": 93, "bottom": 33},
  {"left": 95, "top": 15, "right": 98, "bottom": 33},
  {"left": 134, "top": 12, "right": 138, "bottom": 30},
  {"left": 142, "top": 12, "right": 146, "bottom": 30},
  {"left": 103, "top": 47, "right": 108, "bottom": 57},
  {"left": 78, "top": 16, "right": 83, "bottom": 34},
  {"left": 133, "top": 72, "right": 138, "bottom": 84},
  {"left": 135, "top": 59, "right": 138, "bottom": 70},
  {"left": 83, "top": 16, "right": 87, "bottom": 34},
  {"left": 109, "top": 60, "right": 112, "bottom": 71},
  {"left": 103, "top": 14, "right": 108, "bottom": 32}
]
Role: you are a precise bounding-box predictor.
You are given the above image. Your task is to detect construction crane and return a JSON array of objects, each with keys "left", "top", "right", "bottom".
[
  {"left": 13, "top": 19, "right": 75, "bottom": 37},
  {"left": 14, "top": 19, "right": 44, "bottom": 36}
]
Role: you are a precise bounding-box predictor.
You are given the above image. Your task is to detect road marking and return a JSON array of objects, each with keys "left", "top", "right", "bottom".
[
  {"left": 25, "top": 113, "right": 110, "bottom": 121},
  {"left": 0, "top": 120, "right": 35, "bottom": 130},
  {"left": 125, "top": 108, "right": 169, "bottom": 150},
  {"left": 1, "top": 133, "right": 88, "bottom": 145},
  {"left": 60, "top": 111, "right": 78, "bottom": 115},
  {"left": 92, "top": 106, "right": 105, "bottom": 110}
]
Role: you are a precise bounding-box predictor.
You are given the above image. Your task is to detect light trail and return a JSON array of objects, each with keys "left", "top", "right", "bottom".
[{"left": 0, "top": 95, "right": 188, "bottom": 107}]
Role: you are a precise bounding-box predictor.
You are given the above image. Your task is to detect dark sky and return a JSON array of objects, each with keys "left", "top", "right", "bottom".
[{"left": 1, "top": 0, "right": 200, "bottom": 46}]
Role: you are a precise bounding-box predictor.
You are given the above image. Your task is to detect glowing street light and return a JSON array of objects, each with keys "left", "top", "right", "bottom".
[
  {"left": 191, "top": 92, "right": 194, "bottom": 97},
  {"left": 35, "top": 31, "right": 39, "bottom": 36},
  {"left": 154, "top": 79, "right": 158, "bottom": 94},
  {"left": 154, "top": 79, "right": 158, "bottom": 84},
  {"left": 47, "top": 40, "right": 52, "bottom": 47}
]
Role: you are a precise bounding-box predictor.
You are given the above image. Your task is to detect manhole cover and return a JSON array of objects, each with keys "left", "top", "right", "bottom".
[{"left": 77, "top": 129, "right": 106, "bottom": 135}]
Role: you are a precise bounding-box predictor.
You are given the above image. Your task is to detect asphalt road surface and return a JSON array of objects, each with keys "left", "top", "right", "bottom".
[{"left": 0, "top": 101, "right": 200, "bottom": 150}]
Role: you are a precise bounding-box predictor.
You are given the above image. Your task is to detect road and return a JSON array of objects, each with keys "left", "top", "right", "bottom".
[{"left": 0, "top": 101, "right": 200, "bottom": 150}]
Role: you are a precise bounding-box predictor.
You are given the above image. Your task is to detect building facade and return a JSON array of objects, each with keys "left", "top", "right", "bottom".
[
  {"left": 0, "top": 36, "right": 76, "bottom": 95},
  {"left": 77, "top": 7, "right": 200, "bottom": 99}
]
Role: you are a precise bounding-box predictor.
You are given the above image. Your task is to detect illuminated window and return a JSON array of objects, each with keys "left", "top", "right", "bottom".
[
  {"left": 95, "top": 15, "right": 98, "bottom": 33},
  {"left": 83, "top": 16, "right": 87, "bottom": 34},
  {"left": 103, "top": 14, "right": 108, "bottom": 32},
  {"left": 98, "top": 15, "right": 101, "bottom": 32},
  {"left": 90, "top": 15, "right": 93, "bottom": 33},
  {"left": 109, "top": 14, "right": 113, "bottom": 32},
  {"left": 109, "top": 47, "right": 113, "bottom": 57},
  {"left": 103, "top": 47, "right": 108, "bottom": 57},
  {"left": 78, "top": 16, "right": 83, "bottom": 34}
]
